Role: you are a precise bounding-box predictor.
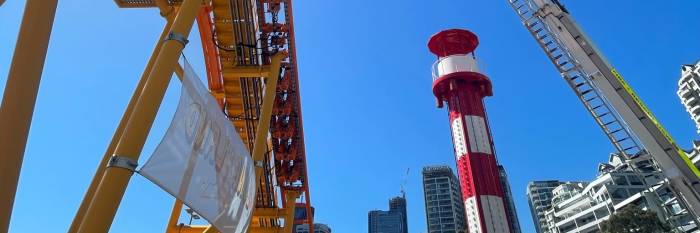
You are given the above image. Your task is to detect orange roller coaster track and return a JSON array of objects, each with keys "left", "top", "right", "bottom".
[{"left": 195, "top": 0, "right": 314, "bottom": 232}]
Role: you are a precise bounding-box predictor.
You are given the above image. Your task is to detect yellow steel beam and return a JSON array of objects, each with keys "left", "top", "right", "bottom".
[
  {"left": 252, "top": 208, "right": 288, "bottom": 218},
  {"left": 281, "top": 191, "right": 299, "bottom": 233},
  {"left": 75, "top": 0, "right": 202, "bottom": 232},
  {"left": 169, "top": 225, "right": 209, "bottom": 233},
  {"left": 68, "top": 3, "right": 176, "bottom": 232},
  {"left": 222, "top": 67, "right": 271, "bottom": 78},
  {"left": 251, "top": 52, "right": 285, "bottom": 182},
  {"left": 247, "top": 53, "right": 285, "bottom": 233},
  {"left": 164, "top": 200, "right": 184, "bottom": 233},
  {"left": 0, "top": 0, "right": 57, "bottom": 232}
]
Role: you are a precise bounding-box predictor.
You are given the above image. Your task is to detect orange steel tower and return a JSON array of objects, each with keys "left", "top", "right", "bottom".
[{"left": 429, "top": 29, "right": 511, "bottom": 233}]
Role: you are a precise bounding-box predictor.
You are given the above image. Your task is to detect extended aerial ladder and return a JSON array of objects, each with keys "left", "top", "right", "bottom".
[{"left": 507, "top": 0, "right": 700, "bottom": 227}]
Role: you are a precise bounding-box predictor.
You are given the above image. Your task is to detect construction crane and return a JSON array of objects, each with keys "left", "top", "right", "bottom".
[
  {"left": 400, "top": 168, "right": 410, "bottom": 198},
  {"left": 507, "top": 0, "right": 700, "bottom": 228}
]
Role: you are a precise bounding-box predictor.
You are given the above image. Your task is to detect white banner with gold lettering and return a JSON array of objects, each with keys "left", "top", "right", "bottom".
[{"left": 140, "top": 58, "right": 255, "bottom": 233}]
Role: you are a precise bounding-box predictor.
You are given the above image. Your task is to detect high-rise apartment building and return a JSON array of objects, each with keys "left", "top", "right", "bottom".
[
  {"left": 389, "top": 196, "right": 408, "bottom": 233},
  {"left": 531, "top": 153, "right": 697, "bottom": 233},
  {"left": 498, "top": 165, "right": 522, "bottom": 233},
  {"left": 295, "top": 223, "right": 331, "bottom": 233},
  {"left": 526, "top": 180, "right": 563, "bottom": 233},
  {"left": 684, "top": 140, "right": 700, "bottom": 167},
  {"left": 422, "top": 166, "right": 467, "bottom": 233},
  {"left": 368, "top": 196, "right": 408, "bottom": 233},
  {"left": 678, "top": 60, "right": 700, "bottom": 133}
]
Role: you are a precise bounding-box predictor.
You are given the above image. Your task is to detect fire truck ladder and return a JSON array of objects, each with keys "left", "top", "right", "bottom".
[
  {"left": 507, "top": 0, "right": 643, "bottom": 158},
  {"left": 506, "top": 0, "right": 700, "bottom": 230}
]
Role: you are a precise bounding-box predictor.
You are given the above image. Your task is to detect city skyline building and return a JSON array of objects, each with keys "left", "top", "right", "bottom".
[
  {"left": 295, "top": 223, "right": 332, "bottom": 233},
  {"left": 422, "top": 166, "right": 467, "bottom": 233},
  {"left": 532, "top": 153, "right": 697, "bottom": 233},
  {"left": 526, "top": 180, "right": 564, "bottom": 233},
  {"left": 678, "top": 60, "right": 700, "bottom": 133},
  {"left": 368, "top": 196, "right": 408, "bottom": 233},
  {"left": 389, "top": 196, "right": 408, "bottom": 233},
  {"left": 498, "top": 165, "right": 522, "bottom": 233}
]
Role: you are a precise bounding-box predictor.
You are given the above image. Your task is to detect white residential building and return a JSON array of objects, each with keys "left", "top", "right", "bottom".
[
  {"left": 527, "top": 180, "right": 565, "bottom": 233},
  {"left": 678, "top": 60, "right": 700, "bottom": 133},
  {"left": 541, "top": 153, "right": 697, "bottom": 233}
]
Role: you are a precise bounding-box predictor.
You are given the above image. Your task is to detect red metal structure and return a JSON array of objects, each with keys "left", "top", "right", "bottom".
[{"left": 429, "top": 29, "right": 511, "bottom": 233}]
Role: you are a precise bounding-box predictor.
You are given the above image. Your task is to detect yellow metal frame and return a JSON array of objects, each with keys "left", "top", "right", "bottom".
[
  {"left": 61, "top": 0, "right": 299, "bottom": 232},
  {"left": 68, "top": 3, "right": 177, "bottom": 232},
  {"left": 72, "top": 0, "right": 202, "bottom": 231},
  {"left": 0, "top": 0, "right": 58, "bottom": 232}
]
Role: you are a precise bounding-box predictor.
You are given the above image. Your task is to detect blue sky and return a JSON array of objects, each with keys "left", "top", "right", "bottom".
[{"left": 1, "top": 0, "right": 699, "bottom": 232}]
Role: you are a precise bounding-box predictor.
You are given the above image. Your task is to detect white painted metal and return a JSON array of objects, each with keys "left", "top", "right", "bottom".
[
  {"left": 465, "top": 196, "right": 483, "bottom": 233},
  {"left": 452, "top": 117, "right": 468, "bottom": 158},
  {"left": 433, "top": 54, "right": 479, "bottom": 81},
  {"left": 465, "top": 115, "right": 493, "bottom": 155},
  {"left": 480, "top": 195, "right": 511, "bottom": 233}
]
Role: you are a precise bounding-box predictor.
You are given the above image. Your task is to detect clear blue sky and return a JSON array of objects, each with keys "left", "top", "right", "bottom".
[{"left": 1, "top": 0, "right": 699, "bottom": 232}]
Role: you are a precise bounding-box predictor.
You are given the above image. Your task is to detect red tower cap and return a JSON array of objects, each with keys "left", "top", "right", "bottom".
[{"left": 428, "top": 29, "right": 479, "bottom": 57}]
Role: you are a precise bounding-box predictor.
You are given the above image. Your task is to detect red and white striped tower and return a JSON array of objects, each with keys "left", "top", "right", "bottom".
[{"left": 429, "top": 29, "right": 511, "bottom": 233}]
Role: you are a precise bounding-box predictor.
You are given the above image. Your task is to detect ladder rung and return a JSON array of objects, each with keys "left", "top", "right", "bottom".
[
  {"left": 522, "top": 15, "right": 536, "bottom": 23},
  {"left": 557, "top": 61, "right": 569, "bottom": 66},
  {"left": 548, "top": 47, "right": 559, "bottom": 53},
  {"left": 603, "top": 121, "right": 617, "bottom": 126},
  {"left": 597, "top": 112, "right": 610, "bottom": 118},
  {"left": 580, "top": 89, "right": 592, "bottom": 95},
  {"left": 516, "top": 4, "right": 525, "bottom": 10},
  {"left": 575, "top": 83, "right": 585, "bottom": 88},
  {"left": 553, "top": 54, "right": 563, "bottom": 60},
  {"left": 528, "top": 21, "right": 539, "bottom": 28},
  {"left": 533, "top": 28, "right": 543, "bottom": 34},
  {"left": 616, "top": 137, "right": 630, "bottom": 143},
  {"left": 519, "top": 10, "right": 530, "bottom": 16},
  {"left": 609, "top": 129, "right": 623, "bottom": 134},
  {"left": 569, "top": 75, "right": 580, "bottom": 81},
  {"left": 623, "top": 146, "right": 638, "bottom": 151},
  {"left": 591, "top": 105, "right": 604, "bottom": 110},
  {"left": 544, "top": 41, "right": 554, "bottom": 47}
]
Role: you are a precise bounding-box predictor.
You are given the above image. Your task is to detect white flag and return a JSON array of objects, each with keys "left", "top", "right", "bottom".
[{"left": 140, "top": 58, "right": 256, "bottom": 233}]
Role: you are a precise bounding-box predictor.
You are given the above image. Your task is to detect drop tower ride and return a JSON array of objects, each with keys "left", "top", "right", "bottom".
[{"left": 429, "top": 29, "right": 511, "bottom": 233}]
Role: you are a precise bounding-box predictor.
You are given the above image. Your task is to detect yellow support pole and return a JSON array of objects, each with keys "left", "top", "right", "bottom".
[
  {"left": 281, "top": 191, "right": 300, "bottom": 233},
  {"left": 165, "top": 200, "right": 184, "bottom": 233},
  {"left": 251, "top": 52, "right": 285, "bottom": 182},
  {"left": 76, "top": 0, "right": 202, "bottom": 231},
  {"left": 0, "top": 0, "right": 57, "bottom": 232},
  {"left": 68, "top": 8, "right": 175, "bottom": 233}
]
